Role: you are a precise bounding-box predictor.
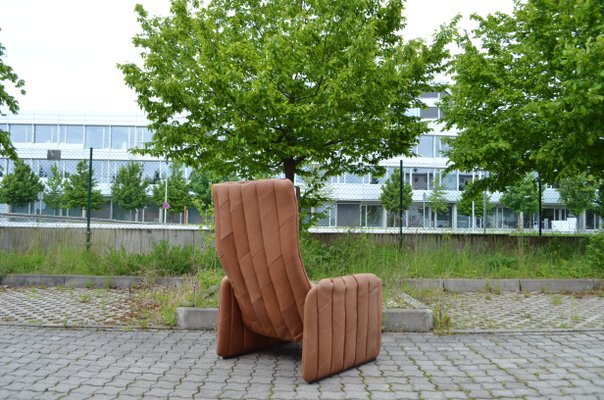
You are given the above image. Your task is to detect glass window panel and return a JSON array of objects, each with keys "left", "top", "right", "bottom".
[
  {"left": 141, "top": 128, "right": 153, "bottom": 143},
  {"left": 412, "top": 168, "right": 430, "bottom": 190},
  {"left": 62, "top": 125, "right": 84, "bottom": 144},
  {"left": 436, "top": 136, "right": 450, "bottom": 157},
  {"left": 86, "top": 126, "right": 107, "bottom": 149},
  {"left": 417, "top": 135, "right": 434, "bottom": 157},
  {"left": 63, "top": 160, "right": 78, "bottom": 178},
  {"left": 0, "top": 158, "right": 6, "bottom": 177},
  {"left": 459, "top": 173, "right": 473, "bottom": 191},
  {"left": 337, "top": 203, "right": 360, "bottom": 227},
  {"left": 9, "top": 124, "right": 33, "bottom": 143},
  {"left": 111, "top": 126, "right": 130, "bottom": 150},
  {"left": 420, "top": 107, "right": 439, "bottom": 119},
  {"left": 419, "top": 92, "right": 440, "bottom": 98},
  {"left": 315, "top": 205, "right": 336, "bottom": 226},
  {"left": 344, "top": 173, "right": 363, "bottom": 184},
  {"left": 404, "top": 108, "right": 420, "bottom": 117},
  {"left": 362, "top": 205, "right": 383, "bottom": 227},
  {"left": 441, "top": 171, "right": 457, "bottom": 190},
  {"left": 35, "top": 125, "right": 57, "bottom": 143},
  {"left": 143, "top": 161, "right": 162, "bottom": 182},
  {"left": 38, "top": 160, "right": 56, "bottom": 178}
]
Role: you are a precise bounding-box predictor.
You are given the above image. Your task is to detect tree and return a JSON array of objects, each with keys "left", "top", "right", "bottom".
[
  {"left": 0, "top": 159, "right": 43, "bottom": 210},
  {"left": 188, "top": 170, "right": 236, "bottom": 212},
  {"left": 111, "top": 162, "right": 150, "bottom": 221},
  {"left": 558, "top": 173, "right": 599, "bottom": 229},
  {"left": 0, "top": 37, "right": 25, "bottom": 160},
  {"left": 380, "top": 169, "right": 412, "bottom": 227},
  {"left": 43, "top": 164, "right": 64, "bottom": 214},
  {"left": 441, "top": 0, "right": 604, "bottom": 191},
  {"left": 119, "top": 0, "right": 456, "bottom": 209},
  {"left": 457, "top": 181, "right": 494, "bottom": 228},
  {"left": 152, "top": 165, "right": 191, "bottom": 215},
  {"left": 427, "top": 175, "right": 448, "bottom": 228},
  {"left": 63, "top": 160, "right": 104, "bottom": 216},
  {"left": 500, "top": 173, "right": 539, "bottom": 229}
]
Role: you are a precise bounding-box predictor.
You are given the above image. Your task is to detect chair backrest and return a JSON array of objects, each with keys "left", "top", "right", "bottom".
[{"left": 212, "top": 179, "right": 312, "bottom": 342}]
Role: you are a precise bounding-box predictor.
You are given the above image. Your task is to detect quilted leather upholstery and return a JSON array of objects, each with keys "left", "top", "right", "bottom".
[{"left": 213, "top": 179, "right": 382, "bottom": 382}]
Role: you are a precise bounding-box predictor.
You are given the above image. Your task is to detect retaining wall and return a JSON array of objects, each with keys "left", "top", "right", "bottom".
[{"left": 0, "top": 226, "right": 588, "bottom": 253}]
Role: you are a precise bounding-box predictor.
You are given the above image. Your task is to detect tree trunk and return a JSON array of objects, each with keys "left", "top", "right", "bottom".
[{"left": 283, "top": 158, "right": 296, "bottom": 183}]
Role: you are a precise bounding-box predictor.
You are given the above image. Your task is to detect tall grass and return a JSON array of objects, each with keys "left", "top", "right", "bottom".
[
  {"left": 0, "top": 234, "right": 601, "bottom": 285},
  {"left": 301, "top": 233, "right": 601, "bottom": 282}
]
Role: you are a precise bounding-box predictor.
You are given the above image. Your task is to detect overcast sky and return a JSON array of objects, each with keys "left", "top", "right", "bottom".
[{"left": 0, "top": 0, "right": 514, "bottom": 116}]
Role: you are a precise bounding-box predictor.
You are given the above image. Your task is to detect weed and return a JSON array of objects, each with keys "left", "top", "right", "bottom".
[
  {"left": 79, "top": 294, "right": 91, "bottom": 303},
  {"left": 551, "top": 295, "right": 563, "bottom": 306},
  {"left": 84, "top": 279, "right": 94, "bottom": 289}
]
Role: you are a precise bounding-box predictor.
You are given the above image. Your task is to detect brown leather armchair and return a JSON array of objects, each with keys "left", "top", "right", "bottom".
[{"left": 212, "top": 179, "right": 382, "bottom": 383}]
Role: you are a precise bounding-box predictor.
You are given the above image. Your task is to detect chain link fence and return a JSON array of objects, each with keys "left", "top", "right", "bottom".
[
  {"left": 304, "top": 165, "right": 602, "bottom": 234},
  {"left": 0, "top": 150, "right": 601, "bottom": 234}
]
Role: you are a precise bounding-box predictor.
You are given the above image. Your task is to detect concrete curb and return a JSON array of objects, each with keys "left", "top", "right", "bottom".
[
  {"left": 2, "top": 275, "right": 600, "bottom": 293},
  {"left": 175, "top": 307, "right": 434, "bottom": 332},
  {"left": 403, "top": 278, "right": 603, "bottom": 292},
  {"left": 0, "top": 274, "right": 184, "bottom": 288}
]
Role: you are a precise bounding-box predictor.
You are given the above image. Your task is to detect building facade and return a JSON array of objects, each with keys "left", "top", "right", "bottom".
[{"left": 0, "top": 100, "right": 601, "bottom": 231}]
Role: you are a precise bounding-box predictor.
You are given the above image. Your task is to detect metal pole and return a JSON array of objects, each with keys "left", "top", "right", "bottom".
[
  {"left": 86, "top": 147, "right": 93, "bottom": 250},
  {"left": 483, "top": 190, "right": 487, "bottom": 234},
  {"left": 538, "top": 177, "right": 542, "bottom": 237},
  {"left": 398, "top": 159, "right": 403, "bottom": 249},
  {"left": 164, "top": 163, "right": 168, "bottom": 224}
]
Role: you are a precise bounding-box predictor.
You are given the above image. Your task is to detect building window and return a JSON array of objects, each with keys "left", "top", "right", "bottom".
[
  {"left": 337, "top": 203, "right": 360, "bottom": 227},
  {"left": 86, "top": 126, "right": 109, "bottom": 149},
  {"left": 9, "top": 124, "right": 33, "bottom": 143},
  {"left": 419, "top": 92, "right": 440, "bottom": 99},
  {"left": 412, "top": 168, "right": 432, "bottom": 190},
  {"left": 315, "top": 205, "right": 336, "bottom": 226},
  {"left": 61, "top": 125, "right": 84, "bottom": 144},
  {"left": 441, "top": 171, "right": 457, "bottom": 191},
  {"left": 417, "top": 135, "right": 434, "bottom": 157},
  {"left": 459, "top": 173, "right": 473, "bottom": 191},
  {"left": 361, "top": 204, "right": 383, "bottom": 227},
  {"left": 34, "top": 125, "right": 57, "bottom": 143},
  {"left": 111, "top": 126, "right": 131, "bottom": 150},
  {"left": 141, "top": 127, "right": 153, "bottom": 144},
  {"left": 436, "top": 136, "right": 450, "bottom": 157},
  {"left": 420, "top": 107, "right": 439, "bottom": 119}
]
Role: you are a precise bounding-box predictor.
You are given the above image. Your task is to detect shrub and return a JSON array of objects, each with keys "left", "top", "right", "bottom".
[{"left": 585, "top": 233, "right": 604, "bottom": 272}]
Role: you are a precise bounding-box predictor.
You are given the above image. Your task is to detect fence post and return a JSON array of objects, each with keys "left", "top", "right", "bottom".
[
  {"left": 398, "top": 159, "right": 403, "bottom": 249},
  {"left": 86, "top": 147, "right": 93, "bottom": 250}
]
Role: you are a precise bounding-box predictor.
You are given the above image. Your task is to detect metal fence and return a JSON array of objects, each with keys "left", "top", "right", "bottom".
[{"left": 0, "top": 150, "right": 601, "bottom": 234}]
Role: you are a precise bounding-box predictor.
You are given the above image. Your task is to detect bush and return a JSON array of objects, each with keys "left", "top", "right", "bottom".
[{"left": 585, "top": 233, "right": 604, "bottom": 272}]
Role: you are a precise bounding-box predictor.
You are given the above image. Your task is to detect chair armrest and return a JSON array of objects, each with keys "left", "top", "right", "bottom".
[{"left": 301, "top": 273, "right": 382, "bottom": 382}]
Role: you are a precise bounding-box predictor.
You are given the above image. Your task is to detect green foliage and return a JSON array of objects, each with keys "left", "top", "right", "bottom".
[
  {"left": 0, "top": 159, "right": 43, "bottom": 208},
  {"left": 500, "top": 173, "right": 539, "bottom": 215},
  {"left": 43, "top": 164, "right": 64, "bottom": 211},
  {"left": 0, "top": 37, "right": 26, "bottom": 160},
  {"left": 585, "top": 233, "right": 604, "bottom": 272},
  {"left": 427, "top": 175, "right": 448, "bottom": 227},
  {"left": 379, "top": 169, "right": 413, "bottom": 222},
  {"left": 63, "top": 160, "right": 104, "bottom": 212},
  {"left": 111, "top": 162, "right": 149, "bottom": 218},
  {"left": 457, "top": 181, "right": 494, "bottom": 216},
  {"left": 151, "top": 164, "right": 191, "bottom": 214},
  {"left": 119, "top": 0, "right": 457, "bottom": 208},
  {"left": 595, "top": 181, "right": 604, "bottom": 219},
  {"left": 558, "top": 173, "right": 599, "bottom": 217},
  {"left": 441, "top": 0, "right": 604, "bottom": 190},
  {"left": 188, "top": 170, "right": 236, "bottom": 211}
]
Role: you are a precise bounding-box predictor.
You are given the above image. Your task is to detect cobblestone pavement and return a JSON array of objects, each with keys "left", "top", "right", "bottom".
[
  {"left": 418, "top": 291, "right": 604, "bottom": 331},
  {"left": 1, "top": 326, "right": 603, "bottom": 399},
  {"left": 3, "top": 286, "right": 604, "bottom": 331},
  {"left": 0, "top": 287, "right": 140, "bottom": 327}
]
